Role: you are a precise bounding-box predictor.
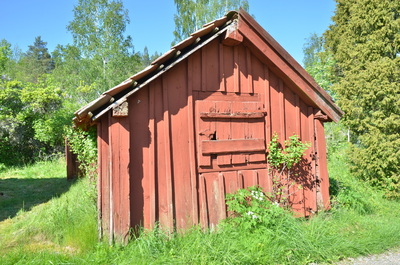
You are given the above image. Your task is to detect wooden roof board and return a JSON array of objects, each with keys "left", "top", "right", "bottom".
[
  {"left": 172, "top": 36, "right": 198, "bottom": 51},
  {"left": 91, "top": 26, "right": 231, "bottom": 122}
]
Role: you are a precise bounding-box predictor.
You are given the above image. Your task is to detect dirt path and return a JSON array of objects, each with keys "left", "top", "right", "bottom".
[{"left": 336, "top": 248, "right": 400, "bottom": 265}]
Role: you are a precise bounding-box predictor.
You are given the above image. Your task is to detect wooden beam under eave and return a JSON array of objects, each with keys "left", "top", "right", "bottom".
[{"left": 222, "top": 28, "right": 243, "bottom": 46}]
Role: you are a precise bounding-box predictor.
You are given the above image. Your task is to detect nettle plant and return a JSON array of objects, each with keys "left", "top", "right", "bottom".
[
  {"left": 224, "top": 134, "right": 310, "bottom": 229},
  {"left": 267, "top": 134, "right": 311, "bottom": 207}
]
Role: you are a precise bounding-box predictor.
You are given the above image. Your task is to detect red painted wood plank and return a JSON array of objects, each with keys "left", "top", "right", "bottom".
[
  {"left": 187, "top": 59, "right": 199, "bottom": 226},
  {"left": 246, "top": 102, "right": 266, "bottom": 163},
  {"left": 165, "top": 62, "right": 193, "bottom": 230},
  {"left": 197, "top": 100, "right": 215, "bottom": 167},
  {"left": 246, "top": 47, "right": 254, "bottom": 94},
  {"left": 223, "top": 171, "right": 239, "bottom": 195},
  {"left": 307, "top": 106, "right": 317, "bottom": 215},
  {"left": 200, "top": 111, "right": 266, "bottom": 119},
  {"left": 269, "top": 72, "right": 284, "bottom": 141},
  {"left": 203, "top": 39, "right": 220, "bottom": 92},
  {"left": 315, "top": 118, "right": 331, "bottom": 210},
  {"left": 282, "top": 85, "right": 305, "bottom": 214},
  {"left": 98, "top": 117, "right": 110, "bottom": 239},
  {"left": 279, "top": 79, "right": 286, "bottom": 140},
  {"left": 231, "top": 101, "right": 246, "bottom": 164},
  {"left": 118, "top": 115, "right": 131, "bottom": 241},
  {"left": 189, "top": 50, "right": 202, "bottom": 91},
  {"left": 198, "top": 164, "right": 267, "bottom": 173},
  {"left": 222, "top": 45, "right": 235, "bottom": 93},
  {"left": 199, "top": 174, "right": 209, "bottom": 229},
  {"left": 295, "top": 94, "right": 301, "bottom": 134},
  {"left": 107, "top": 112, "right": 114, "bottom": 242},
  {"left": 284, "top": 85, "right": 298, "bottom": 137},
  {"left": 215, "top": 101, "right": 232, "bottom": 166},
  {"left": 263, "top": 66, "right": 271, "bottom": 145},
  {"left": 96, "top": 123, "right": 103, "bottom": 238},
  {"left": 219, "top": 43, "right": 226, "bottom": 92},
  {"left": 238, "top": 45, "right": 248, "bottom": 94},
  {"left": 128, "top": 88, "right": 149, "bottom": 230},
  {"left": 201, "top": 49, "right": 206, "bottom": 92},
  {"left": 237, "top": 171, "right": 244, "bottom": 189},
  {"left": 242, "top": 169, "right": 258, "bottom": 188},
  {"left": 154, "top": 78, "right": 171, "bottom": 229},
  {"left": 148, "top": 82, "right": 156, "bottom": 228},
  {"left": 109, "top": 117, "right": 121, "bottom": 240},
  {"left": 202, "top": 139, "right": 265, "bottom": 154},
  {"left": 218, "top": 173, "right": 227, "bottom": 220},
  {"left": 233, "top": 46, "right": 240, "bottom": 93},
  {"left": 204, "top": 172, "right": 220, "bottom": 228},
  {"left": 258, "top": 168, "right": 272, "bottom": 194},
  {"left": 65, "top": 140, "right": 80, "bottom": 180},
  {"left": 161, "top": 76, "right": 174, "bottom": 231}
]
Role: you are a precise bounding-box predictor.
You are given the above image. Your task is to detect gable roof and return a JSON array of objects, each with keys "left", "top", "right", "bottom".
[{"left": 74, "top": 9, "right": 342, "bottom": 127}]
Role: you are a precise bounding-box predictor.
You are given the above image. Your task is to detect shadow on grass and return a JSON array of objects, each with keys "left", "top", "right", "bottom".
[{"left": 0, "top": 178, "right": 74, "bottom": 221}]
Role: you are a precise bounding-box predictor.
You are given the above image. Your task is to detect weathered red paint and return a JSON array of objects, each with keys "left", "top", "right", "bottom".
[{"left": 74, "top": 10, "right": 343, "bottom": 242}]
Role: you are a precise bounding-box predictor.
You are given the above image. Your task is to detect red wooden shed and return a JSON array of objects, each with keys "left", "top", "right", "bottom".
[{"left": 73, "top": 9, "right": 343, "bottom": 242}]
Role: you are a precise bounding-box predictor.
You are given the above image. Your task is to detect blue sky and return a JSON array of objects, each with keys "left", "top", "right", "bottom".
[{"left": 0, "top": 0, "right": 336, "bottom": 66}]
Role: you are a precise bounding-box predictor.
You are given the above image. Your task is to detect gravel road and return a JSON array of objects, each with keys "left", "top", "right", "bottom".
[{"left": 335, "top": 248, "right": 400, "bottom": 265}]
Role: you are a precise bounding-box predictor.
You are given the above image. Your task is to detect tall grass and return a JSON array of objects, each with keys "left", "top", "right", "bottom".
[{"left": 1, "top": 148, "right": 400, "bottom": 264}]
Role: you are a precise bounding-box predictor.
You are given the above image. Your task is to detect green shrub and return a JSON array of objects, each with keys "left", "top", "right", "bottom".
[
  {"left": 65, "top": 126, "right": 97, "bottom": 179},
  {"left": 224, "top": 186, "right": 293, "bottom": 230},
  {"left": 267, "top": 133, "right": 310, "bottom": 206}
]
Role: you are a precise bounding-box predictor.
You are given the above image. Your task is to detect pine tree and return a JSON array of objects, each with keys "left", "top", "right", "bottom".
[
  {"left": 325, "top": 0, "right": 400, "bottom": 198},
  {"left": 15, "top": 36, "right": 54, "bottom": 83}
]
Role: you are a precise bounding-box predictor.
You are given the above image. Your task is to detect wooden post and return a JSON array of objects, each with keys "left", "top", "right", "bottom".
[{"left": 65, "top": 138, "right": 81, "bottom": 180}]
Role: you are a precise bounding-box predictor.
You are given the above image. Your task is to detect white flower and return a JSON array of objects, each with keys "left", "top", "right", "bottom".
[
  {"left": 246, "top": 211, "right": 258, "bottom": 219},
  {"left": 246, "top": 211, "right": 254, "bottom": 216}
]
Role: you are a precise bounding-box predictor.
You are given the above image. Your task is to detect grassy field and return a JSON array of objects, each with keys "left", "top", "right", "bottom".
[{"left": 1, "top": 149, "right": 400, "bottom": 264}]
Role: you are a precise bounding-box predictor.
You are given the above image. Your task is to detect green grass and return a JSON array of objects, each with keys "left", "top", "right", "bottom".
[
  {"left": 1, "top": 149, "right": 400, "bottom": 264},
  {"left": 0, "top": 159, "right": 98, "bottom": 258},
  {"left": 0, "top": 159, "right": 72, "bottom": 221}
]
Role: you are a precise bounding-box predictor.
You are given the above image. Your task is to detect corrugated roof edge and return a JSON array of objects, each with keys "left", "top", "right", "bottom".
[{"left": 73, "top": 11, "right": 238, "bottom": 126}]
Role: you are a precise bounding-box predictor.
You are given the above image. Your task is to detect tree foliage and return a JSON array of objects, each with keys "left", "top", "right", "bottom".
[
  {"left": 66, "top": 0, "right": 141, "bottom": 96},
  {"left": 0, "top": 0, "right": 148, "bottom": 167},
  {"left": 303, "top": 33, "right": 337, "bottom": 96},
  {"left": 16, "top": 36, "right": 55, "bottom": 83},
  {"left": 0, "top": 39, "right": 12, "bottom": 74},
  {"left": 0, "top": 79, "right": 61, "bottom": 166},
  {"left": 325, "top": 0, "right": 400, "bottom": 198},
  {"left": 302, "top": 34, "right": 349, "bottom": 155},
  {"left": 172, "top": 0, "right": 249, "bottom": 44}
]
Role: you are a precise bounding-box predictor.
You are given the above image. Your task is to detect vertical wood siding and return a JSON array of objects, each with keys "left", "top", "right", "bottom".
[{"left": 97, "top": 36, "right": 330, "bottom": 237}]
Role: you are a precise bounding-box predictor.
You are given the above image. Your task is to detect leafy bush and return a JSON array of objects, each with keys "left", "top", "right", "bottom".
[
  {"left": 224, "top": 186, "right": 294, "bottom": 230},
  {"left": 65, "top": 126, "right": 98, "bottom": 179},
  {"left": 267, "top": 134, "right": 310, "bottom": 206}
]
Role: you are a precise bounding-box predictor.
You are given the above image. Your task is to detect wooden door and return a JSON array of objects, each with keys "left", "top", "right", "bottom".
[{"left": 196, "top": 99, "right": 267, "bottom": 171}]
